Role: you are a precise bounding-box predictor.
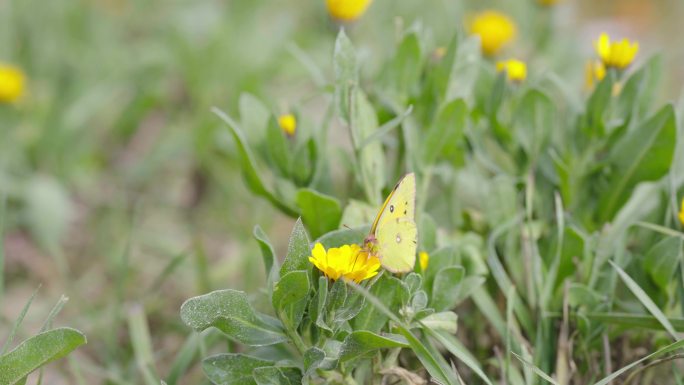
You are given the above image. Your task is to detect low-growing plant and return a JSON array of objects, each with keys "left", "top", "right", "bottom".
[{"left": 182, "top": 19, "right": 684, "bottom": 384}]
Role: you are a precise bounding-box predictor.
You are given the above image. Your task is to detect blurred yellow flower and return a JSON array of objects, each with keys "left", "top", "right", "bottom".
[
  {"left": 278, "top": 114, "right": 296, "bottom": 137},
  {"left": 679, "top": 198, "right": 684, "bottom": 226},
  {"left": 309, "top": 243, "right": 381, "bottom": 283},
  {"left": 419, "top": 251, "right": 429, "bottom": 271},
  {"left": 433, "top": 47, "right": 447, "bottom": 61},
  {"left": 496, "top": 59, "right": 527, "bottom": 82},
  {"left": 469, "top": 11, "right": 517, "bottom": 56},
  {"left": 585, "top": 60, "right": 606, "bottom": 89},
  {"left": 594, "top": 33, "right": 639, "bottom": 70},
  {"left": 537, "top": 0, "right": 562, "bottom": 6},
  {"left": 326, "top": 0, "right": 372, "bottom": 22},
  {"left": 0, "top": 63, "right": 25, "bottom": 104}
]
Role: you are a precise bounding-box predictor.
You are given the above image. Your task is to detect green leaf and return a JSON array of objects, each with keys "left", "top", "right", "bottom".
[
  {"left": 295, "top": 189, "right": 342, "bottom": 240},
  {"left": 312, "top": 277, "right": 330, "bottom": 331},
  {"left": 599, "top": 104, "right": 677, "bottom": 221},
  {"left": 350, "top": 89, "right": 385, "bottom": 205},
  {"left": 291, "top": 137, "right": 317, "bottom": 186},
  {"left": 253, "top": 367, "right": 302, "bottom": 385},
  {"left": 212, "top": 107, "right": 298, "bottom": 217},
  {"left": 239, "top": 93, "right": 270, "bottom": 144},
  {"left": 0, "top": 328, "right": 86, "bottom": 385},
  {"left": 418, "top": 311, "right": 458, "bottom": 334},
  {"left": 346, "top": 281, "right": 459, "bottom": 385},
  {"left": 512, "top": 352, "right": 559, "bottom": 385},
  {"left": 202, "top": 353, "right": 272, "bottom": 385},
  {"left": 381, "top": 32, "right": 423, "bottom": 105},
  {"left": 265, "top": 116, "right": 292, "bottom": 177},
  {"left": 339, "top": 331, "right": 408, "bottom": 363},
  {"left": 429, "top": 330, "right": 494, "bottom": 385},
  {"left": 333, "top": 29, "right": 358, "bottom": 123},
  {"left": 253, "top": 225, "right": 277, "bottom": 281},
  {"left": 431, "top": 266, "right": 464, "bottom": 311},
  {"left": 585, "top": 71, "right": 614, "bottom": 135},
  {"left": 644, "top": 237, "right": 682, "bottom": 291},
  {"left": 23, "top": 176, "right": 73, "bottom": 256},
  {"left": 303, "top": 346, "right": 338, "bottom": 376},
  {"left": 316, "top": 226, "right": 367, "bottom": 248},
  {"left": 325, "top": 279, "right": 365, "bottom": 327},
  {"left": 180, "top": 289, "right": 287, "bottom": 346},
  {"left": 609, "top": 260, "right": 678, "bottom": 340},
  {"left": 352, "top": 274, "right": 407, "bottom": 333},
  {"left": 280, "top": 218, "right": 311, "bottom": 276},
  {"left": 445, "top": 36, "right": 481, "bottom": 101},
  {"left": 615, "top": 55, "right": 662, "bottom": 124},
  {"left": 422, "top": 99, "right": 467, "bottom": 167},
  {"left": 272, "top": 271, "right": 310, "bottom": 331},
  {"left": 514, "top": 89, "right": 554, "bottom": 162}
]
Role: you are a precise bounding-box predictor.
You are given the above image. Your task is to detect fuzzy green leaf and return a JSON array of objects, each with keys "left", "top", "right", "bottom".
[
  {"left": 431, "top": 266, "right": 464, "bottom": 311},
  {"left": 180, "top": 290, "right": 287, "bottom": 346},
  {"left": 296, "top": 189, "right": 342, "bottom": 240},
  {"left": 272, "top": 270, "right": 310, "bottom": 330},
  {"left": 202, "top": 354, "right": 272, "bottom": 385},
  {"left": 599, "top": 104, "right": 676, "bottom": 221},
  {"left": 339, "top": 331, "right": 409, "bottom": 363},
  {"left": 280, "top": 218, "right": 311, "bottom": 276},
  {"left": 0, "top": 328, "right": 86, "bottom": 385}
]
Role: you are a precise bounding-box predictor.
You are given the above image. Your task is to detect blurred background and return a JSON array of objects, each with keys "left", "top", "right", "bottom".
[{"left": 1, "top": 0, "right": 683, "bottom": 383}]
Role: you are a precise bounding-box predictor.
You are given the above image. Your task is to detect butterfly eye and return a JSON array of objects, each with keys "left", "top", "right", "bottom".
[{"left": 389, "top": 205, "right": 394, "bottom": 213}]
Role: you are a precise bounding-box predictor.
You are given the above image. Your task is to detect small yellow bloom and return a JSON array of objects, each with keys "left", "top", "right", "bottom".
[
  {"left": 594, "top": 33, "right": 639, "bottom": 70},
  {"left": 496, "top": 59, "right": 527, "bottom": 82},
  {"left": 278, "top": 114, "right": 296, "bottom": 137},
  {"left": 537, "top": 0, "right": 562, "bottom": 6},
  {"left": 309, "top": 243, "right": 381, "bottom": 283},
  {"left": 326, "top": 0, "right": 372, "bottom": 22},
  {"left": 584, "top": 60, "right": 606, "bottom": 89},
  {"left": 679, "top": 198, "right": 684, "bottom": 226},
  {"left": 419, "top": 251, "right": 429, "bottom": 271},
  {"left": 469, "top": 11, "right": 517, "bottom": 57},
  {"left": 0, "top": 63, "right": 25, "bottom": 104},
  {"left": 432, "top": 47, "right": 447, "bottom": 61}
]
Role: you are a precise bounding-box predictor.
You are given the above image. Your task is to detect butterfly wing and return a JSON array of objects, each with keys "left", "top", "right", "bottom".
[
  {"left": 376, "top": 217, "right": 417, "bottom": 273},
  {"left": 370, "top": 173, "right": 417, "bottom": 273}
]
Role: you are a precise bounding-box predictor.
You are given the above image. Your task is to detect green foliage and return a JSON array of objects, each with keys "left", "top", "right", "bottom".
[
  {"left": 184, "top": 16, "right": 684, "bottom": 384},
  {"left": 0, "top": 328, "right": 86, "bottom": 385}
]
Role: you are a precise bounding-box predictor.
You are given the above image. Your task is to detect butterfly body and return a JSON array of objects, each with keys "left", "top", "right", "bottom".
[{"left": 365, "top": 173, "right": 417, "bottom": 273}]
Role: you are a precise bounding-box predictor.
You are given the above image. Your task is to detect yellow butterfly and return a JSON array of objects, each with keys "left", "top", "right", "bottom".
[{"left": 364, "top": 173, "right": 417, "bottom": 273}]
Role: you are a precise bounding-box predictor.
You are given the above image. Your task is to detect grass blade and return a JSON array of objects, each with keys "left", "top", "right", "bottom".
[
  {"left": 593, "top": 339, "right": 684, "bottom": 385},
  {"left": 512, "top": 352, "right": 559, "bottom": 385},
  {"left": 127, "top": 304, "right": 160, "bottom": 385},
  {"left": 429, "top": 330, "right": 494, "bottom": 385},
  {"left": 1, "top": 286, "right": 41, "bottom": 355},
  {"left": 609, "top": 261, "right": 678, "bottom": 340},
  {"left": 347, "top": 281, "right": 459, "bottom": 385}
]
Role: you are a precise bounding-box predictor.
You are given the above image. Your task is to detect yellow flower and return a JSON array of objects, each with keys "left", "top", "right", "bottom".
[
  {"left": 594, "top": 33, "right": 639, "bottom": 70},
  {"left": 496, "top": 59, "right": 527, "bottom": 82},
  {"left": 0, "top": 63, "right": 25, "bottom": 104},
  {"left": 432, "top": 47, "right": 447, "bottom": 61},
  {"left": 469, "top": 11, "right": 517, "bottom": 57},
  {"left": 278, "top": 114, "right": 296, "bottom": 137},
  {"left": 309, "top": 243, "right": 381, "bottom": 283},
  {"left": 419, "top": 251, "right": 429, "bottom": 271},
  {"left": 585, "top": 60, "right": 606, "bottom": 89},
  {"left": 679, "top": 198, "right": 684, "bottom": 226},
  {"left": 537, "top": 0, "right": 562, "bottom": 6},
  {"left": 326, "top": 0, "right": 372, "bottom": 22}
]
